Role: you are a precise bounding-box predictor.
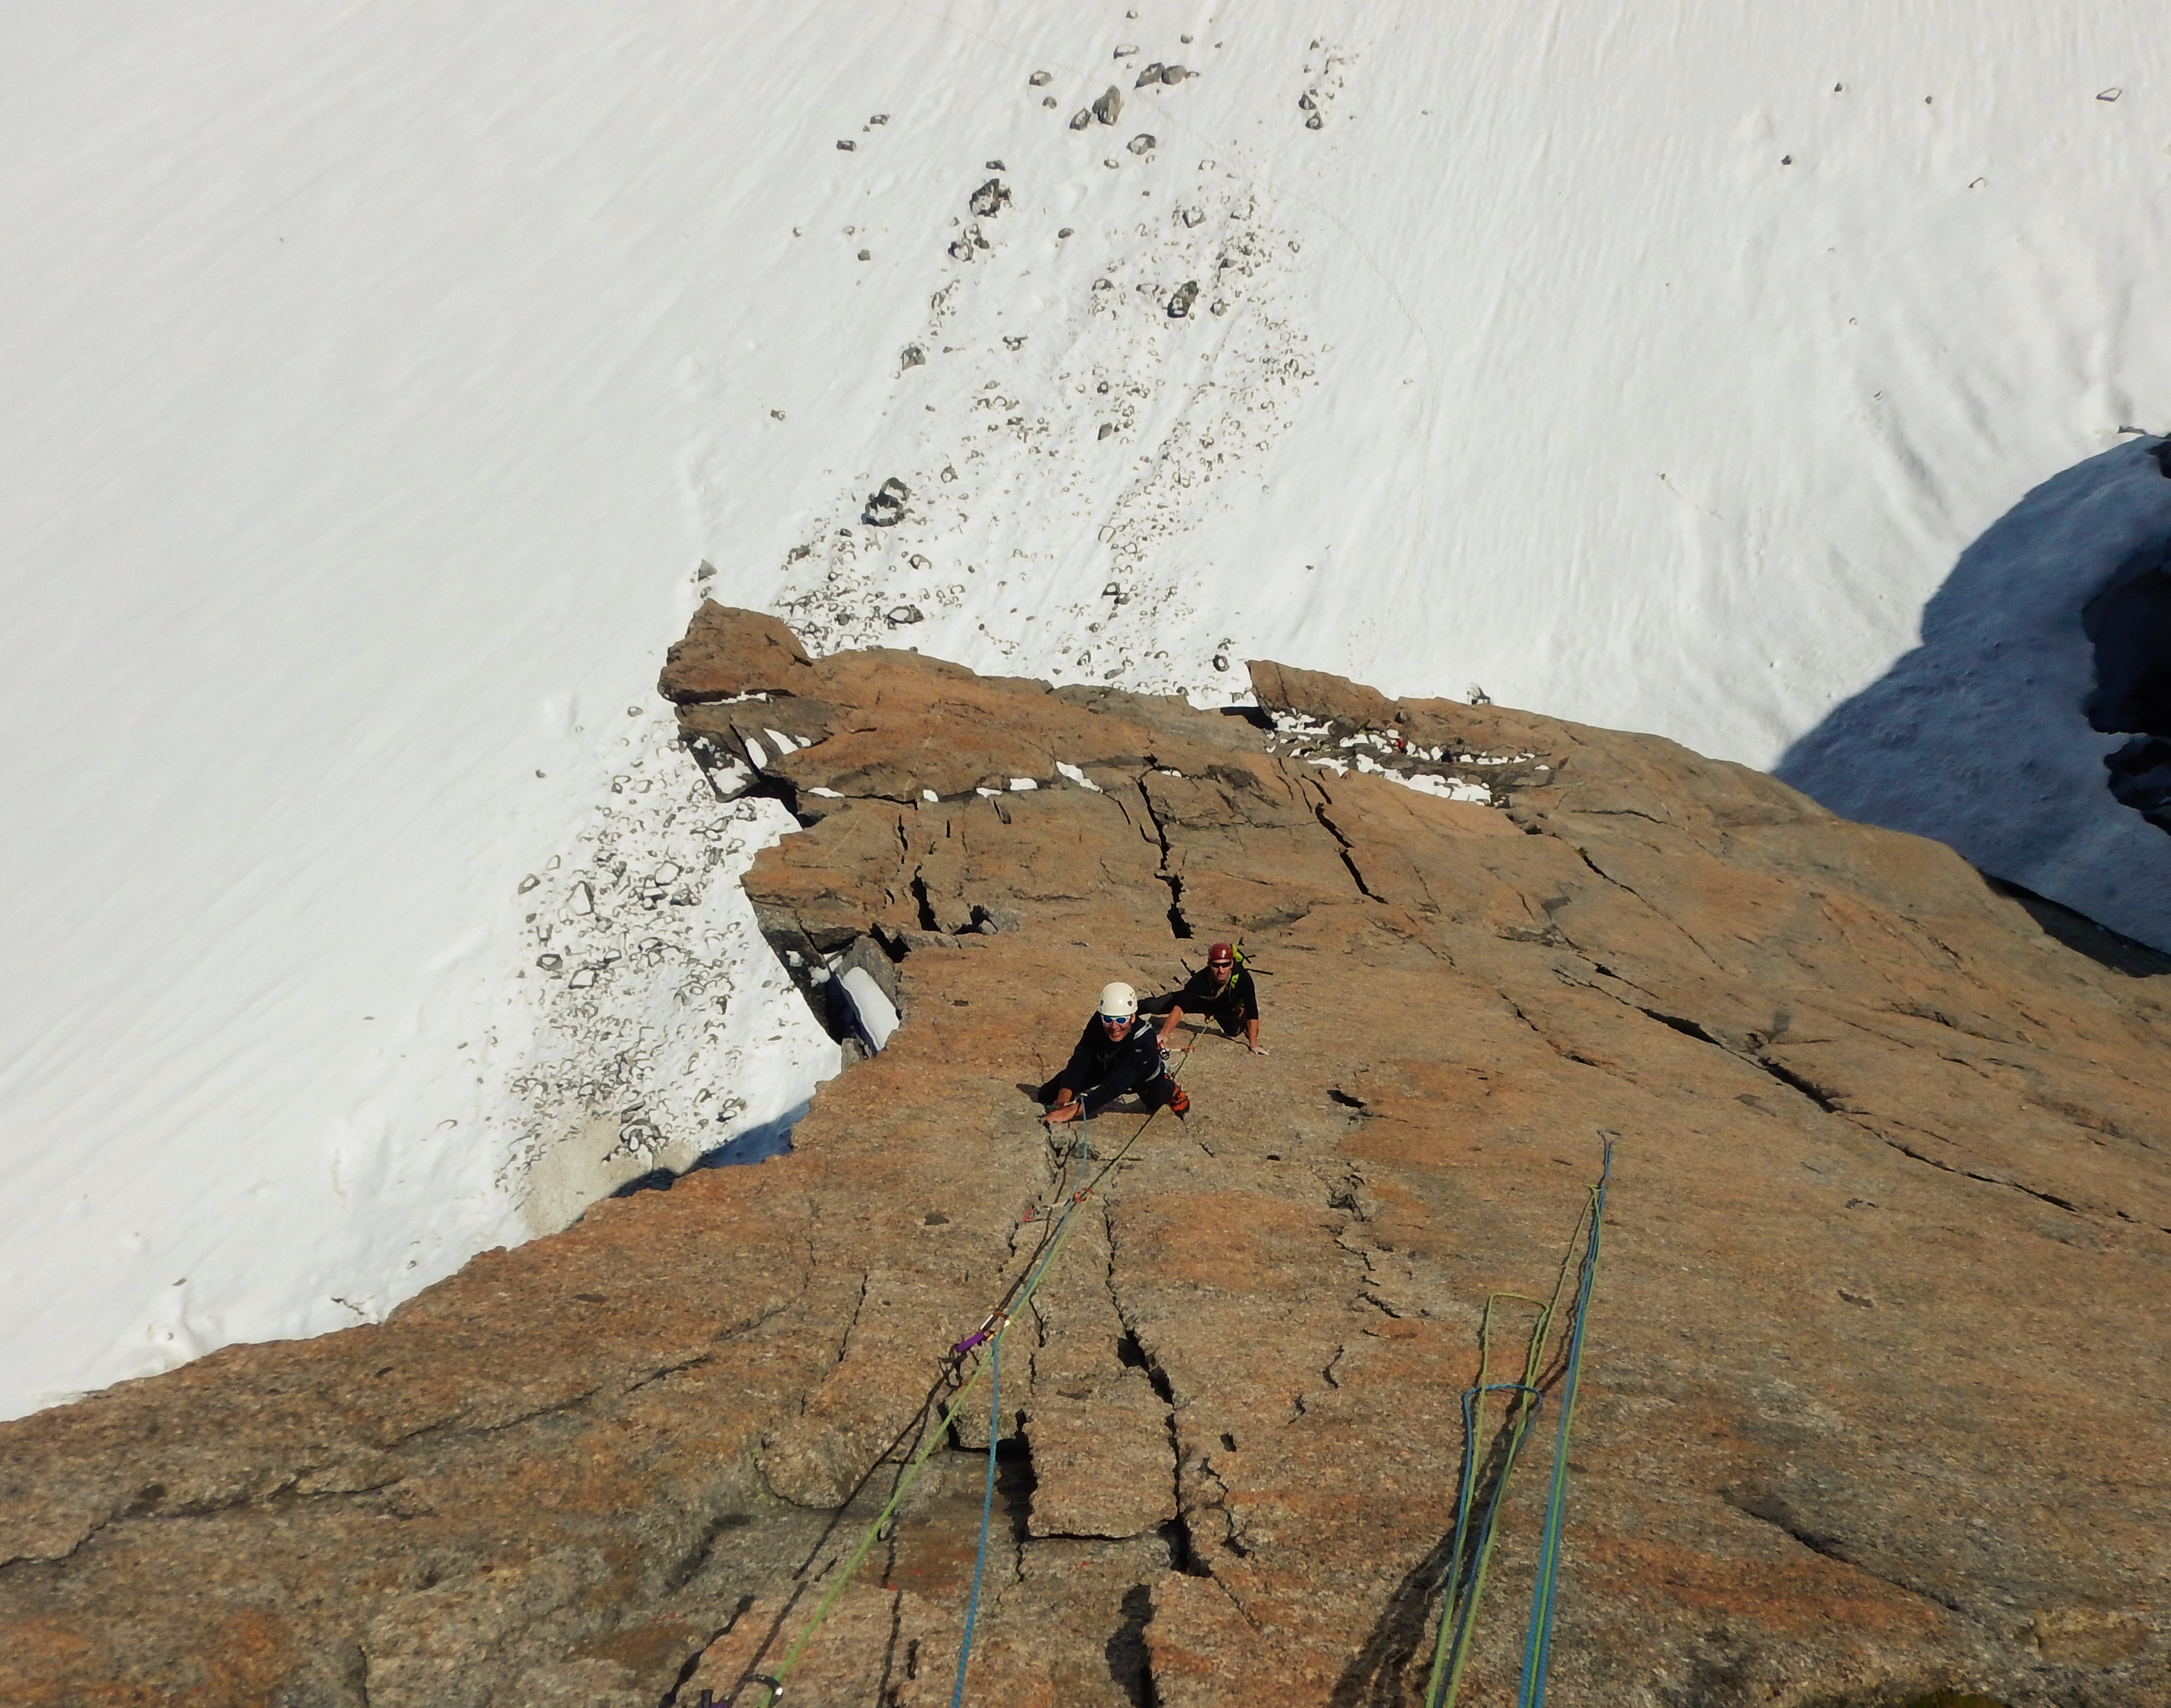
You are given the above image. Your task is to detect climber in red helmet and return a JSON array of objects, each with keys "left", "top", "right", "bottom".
[{"left": 1141, "top": 943, "right": 1265, "bottom": 1055}]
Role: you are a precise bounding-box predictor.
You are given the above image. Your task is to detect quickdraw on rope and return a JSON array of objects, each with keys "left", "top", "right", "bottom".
[
  {"left": 722, "top": 1040, "right": 1196, "bottom": 1707},
  {"left": 1424, "top": 1130, "right": 1616, "bottom": 1708}
]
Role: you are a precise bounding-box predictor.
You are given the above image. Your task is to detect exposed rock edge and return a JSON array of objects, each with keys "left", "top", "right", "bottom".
[{"left": 1, "top": 605, "right": 2165, "bottom": 1708}]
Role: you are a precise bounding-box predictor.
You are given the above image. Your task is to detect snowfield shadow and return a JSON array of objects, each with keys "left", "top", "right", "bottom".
[
  {"left": 608, "top": 1100, "right": 809, "bottom": 1201},
  {"left": 1777, "top": 438, "right": 2171, "bottom": 955}
]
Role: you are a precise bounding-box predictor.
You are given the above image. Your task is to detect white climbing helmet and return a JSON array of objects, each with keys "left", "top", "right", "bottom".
[{"left": 1097, "top": 981, "right": 1139, "bottom": 1020}]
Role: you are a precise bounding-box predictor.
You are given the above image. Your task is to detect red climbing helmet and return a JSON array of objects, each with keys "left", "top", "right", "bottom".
[{"left": 1207, "top": 943, "right": 1235, "bottom": 969}]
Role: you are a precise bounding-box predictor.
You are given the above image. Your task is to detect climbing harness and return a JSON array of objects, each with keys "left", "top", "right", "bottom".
[
  {"left": 719, "top": 1043, "right": 1195, "bottom": 1707},
  {"left": 1424, "top": 1130, "right": 1616, "bottom": 1708}
]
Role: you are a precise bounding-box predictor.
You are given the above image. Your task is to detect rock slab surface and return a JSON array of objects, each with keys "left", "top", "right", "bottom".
[{"left": 3, "top": 610, "right": 2168, "bottom": 1707}]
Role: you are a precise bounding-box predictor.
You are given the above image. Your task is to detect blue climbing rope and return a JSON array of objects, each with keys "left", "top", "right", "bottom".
[
  {"left": 1515, "top": 1132, "right": 1615, "bottom": 1707},
  {"left": 951, "top": 1330, "right": 1001, "bottom": 1707},
  {"left": 1423, "top": 1130, "right": 1617, "bottom": 1708}
]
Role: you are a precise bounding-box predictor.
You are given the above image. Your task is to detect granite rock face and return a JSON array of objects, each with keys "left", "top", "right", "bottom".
[{"left": 4, "top": 609, "right": 2169, "bottom": 1708}]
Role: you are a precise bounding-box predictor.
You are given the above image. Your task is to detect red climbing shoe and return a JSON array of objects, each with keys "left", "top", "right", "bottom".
[{"left": 1166, "top": 1080, "right": 1190, "bottom": 1117}]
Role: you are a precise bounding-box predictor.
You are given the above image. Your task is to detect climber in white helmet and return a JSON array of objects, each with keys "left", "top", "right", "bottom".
[{"left": 1039, "top": 980, "right": 1189, "bottom": 1123}]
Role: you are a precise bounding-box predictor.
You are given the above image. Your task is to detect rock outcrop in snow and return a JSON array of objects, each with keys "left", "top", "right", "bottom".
[{"left": 3, "top": 611, "right": 2166, "bottom": 1707}]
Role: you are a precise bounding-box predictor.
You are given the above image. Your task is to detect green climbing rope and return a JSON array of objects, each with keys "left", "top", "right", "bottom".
[
  {"left": 1423, "top": 1132, "right": 1616, "bottom": 1708},
  {"left": 729, "top": 1046, "right": 1192, "bottom": 1707}
]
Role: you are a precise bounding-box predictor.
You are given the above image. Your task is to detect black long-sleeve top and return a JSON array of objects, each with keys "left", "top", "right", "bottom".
[
  {"left": 1139, "top": 964, "right": 1260, "bottom": 1029},
  {"left": 1054, "top": 1014, "right": 1167, "bottom": 1116}
]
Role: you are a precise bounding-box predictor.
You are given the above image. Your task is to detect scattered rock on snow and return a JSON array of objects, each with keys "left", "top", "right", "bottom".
[
  {"left": 1306, "top": 111, "right": 1324, "bottom": 130},
  {"left": 861, "top": 478, "right": 911, "bottom": 528},
  {"left": 836, "top": 138, "right": 857, "bottom": 150},
  {"left": 1114, "top": 42, "right": 1139, "bottom": 57},
  {"left": 969, "top": 178, "right": 1011, "bottom": 217},
  {"left": 1092, "top": 85, "right": 1123, "bottom": 124},
  {"left": 1070, "top": 107, "right": 1092, "bottom": 130},
  {"left": 1135, "top": 62, "right": 1164, "bottom": 87},
  {"left": 1029, "top": 70, "right": 1051, "bottom": 85},
  {"left": 1160, "top": 64, "right": 1189, "bottom": 83},
  {"left": 1168, "top": 279, "right": 1200, "bottom": 317},
  {"left": 900, "top": 344, "right": 926, "bottom": 369},
  {"left": 885, "top": 606, "right": 924, "bottom": 627},
  {"left": 1127, "top": 133, "right": 1156, "bottom": 155}
]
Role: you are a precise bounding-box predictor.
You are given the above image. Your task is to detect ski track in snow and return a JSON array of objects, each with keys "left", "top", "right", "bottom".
[{"left": 4, "top": 1, "right": 2170, "bottom": 1415}]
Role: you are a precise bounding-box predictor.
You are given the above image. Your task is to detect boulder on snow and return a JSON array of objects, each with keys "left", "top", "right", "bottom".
[
  {"left": 1092, "top": 85, "right": 1122, "bottom": 125},
  {"left": 862, "top": 477, "right": 910, "bottom": 527}
]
